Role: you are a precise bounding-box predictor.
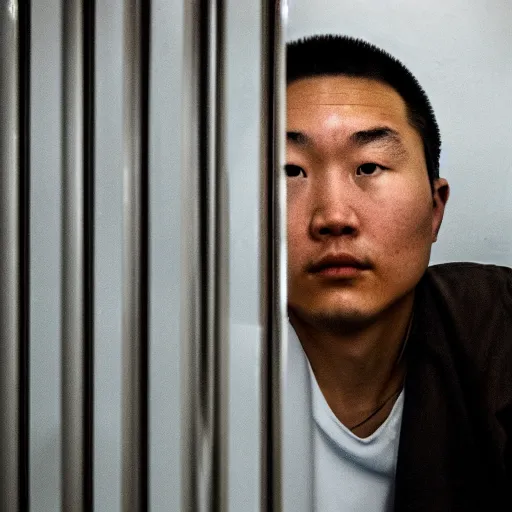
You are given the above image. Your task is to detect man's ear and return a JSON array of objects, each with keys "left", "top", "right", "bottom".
[{"left": 432, "top": 178, "right": 450, "bottom": 242}]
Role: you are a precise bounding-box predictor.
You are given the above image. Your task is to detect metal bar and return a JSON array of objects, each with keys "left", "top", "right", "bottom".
[
  {"left": 121, "top": 0, "right": 150, "bottom": 510},
  {"left": 214, "top": 4, "right": 229, "bottom": 511},
  {"left": 0, "top": 1, "right": 30, "bottom": 510},
  {"left": 260, "top": 1, "right": 287, "bottom": 511},
  {"left": 61, "top": 0, "right": 95, "bottom": 510},
  {"left": 181, "top": 0, "right": 229, "bottom": 510}
]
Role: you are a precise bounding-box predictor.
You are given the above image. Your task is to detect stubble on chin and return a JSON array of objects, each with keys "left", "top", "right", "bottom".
[{"left": 288, "top": 302, "right": 375, "bottom": 337}]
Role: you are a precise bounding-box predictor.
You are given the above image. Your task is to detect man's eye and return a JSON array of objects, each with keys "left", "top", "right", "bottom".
[
  {"left": 284, "top": 164, "right": 307, "bottom": 178},
  {"left": 356, "top": 163, "right": 386, "bottom": 176}
]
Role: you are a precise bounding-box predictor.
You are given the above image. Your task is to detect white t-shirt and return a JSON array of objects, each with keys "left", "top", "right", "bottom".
[{"left": 306, "top": 347, "right": 404, "bottom": 511}]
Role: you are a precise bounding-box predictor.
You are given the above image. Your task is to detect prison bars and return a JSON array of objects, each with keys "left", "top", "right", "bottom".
[
  {"left": 0, "top": 0, "right": 285, "bottom": 509},
  {"left": 121, "top": 0, "right": 150, "bottom": 510},
  {"left": 260, "top": 1, "right": 287, "bottom": 511},
  {"left": 63, "top": 0, "right": 151, "bottom": 509},
  {"left": 180, "top": 0, "right": 286, "bottom": 511},
  {"left": 0, "top": 1, "right": 30, "bottom": 510},
  {"left": 61, "top": 1, "right": 95, "bottom": 509},
  {"left": 180, "top": 0, "right": 230, "bottom": 510}
]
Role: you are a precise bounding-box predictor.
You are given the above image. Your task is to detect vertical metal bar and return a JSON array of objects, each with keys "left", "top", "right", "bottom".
[
  {"left": 0, "top": 1, "right": 30, "bottom": 510},
  {"left": 61, "top": 0, "right": 95, "bottom": 509},
  {"left": 181, "top": 0, "right": 229, "bottom": 510},
  {"left": 215, "top": 5, "right": 230, "bottom": 511},
  {"left": 260, "top": 1, "right": 287, "bottom": 511},
  {"left": 121, "top": 0, "right": 150, "bottom": 510},
  {"left": 180, "top": 1, "right": 201, "bottom": 505}
]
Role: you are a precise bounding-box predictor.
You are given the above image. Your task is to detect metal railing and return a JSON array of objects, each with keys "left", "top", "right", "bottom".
[
  {"left": 180, "top": 0, "right": 230, "bottom": 510},
  {"left": 0, "top": 1, "right": 285, "bottom": 509},
  {"left": 61, "top": 1, "right": 95, "bottom": 509},
  {"left": 0, "top": 1, "right": 30, "bottom": 510},
  {"left": 121, "top": 0, "right": 150, "bottom": 510}
]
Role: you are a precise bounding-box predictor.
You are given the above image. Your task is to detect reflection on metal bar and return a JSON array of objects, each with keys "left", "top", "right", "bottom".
[
  {"left": 61, "top": 0, "right": 95, "bottom": 510},
  {"left": 181, "top": 0, "right": 229, "bottom": 510},
  {"left": 121, "top": 0, "right": 150, "bottom": 510},
  {"left": 260, "top": 1, "right": 287, "bottom": 511},
  {"left": 0, "top": 2, "right": 30, "bottom": 510}
]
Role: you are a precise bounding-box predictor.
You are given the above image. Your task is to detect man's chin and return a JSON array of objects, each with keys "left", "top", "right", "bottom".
[{"left": 288, "top": 304, "right": 375, "bottom": 334}]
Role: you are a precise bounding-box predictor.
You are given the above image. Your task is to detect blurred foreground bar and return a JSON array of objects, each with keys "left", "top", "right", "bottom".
[
  {"left": 180, "top": 0, "right": 230, "bottom": 510},
  {"left": 260, "top": 1, "right": 287, "bottom": 511},
  {"left": 121, "top": 0, "right": 150, "bottom": 510},
  {"left": 61, "top": 0, "right": 95, "bottom": 510},
  {"left": 0, "top": 1, "right": 30, "bottom": 510}
]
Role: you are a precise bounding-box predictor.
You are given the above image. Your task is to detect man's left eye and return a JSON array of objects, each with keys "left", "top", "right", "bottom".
[{"left": 356, "top": 163, "right": 386, "bottom": 176}]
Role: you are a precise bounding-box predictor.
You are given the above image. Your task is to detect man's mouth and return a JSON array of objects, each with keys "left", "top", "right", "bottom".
[{"left": 307, "top": 253, "right": 371, "bottom": 277}]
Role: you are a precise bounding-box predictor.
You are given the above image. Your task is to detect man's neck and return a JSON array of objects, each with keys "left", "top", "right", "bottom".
[{"left": 289, "top": 292, "right": 414, "bottom": 434}]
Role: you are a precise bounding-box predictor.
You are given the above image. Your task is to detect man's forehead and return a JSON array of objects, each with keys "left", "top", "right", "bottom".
[
  {"left": 287, "top": 75, "right": 407, "bottom": 112},
  {"left": 286, "top": 76, "right": 413, "bottom": 147}
]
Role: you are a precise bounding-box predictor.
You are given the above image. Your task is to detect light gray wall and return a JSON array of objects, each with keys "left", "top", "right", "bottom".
[
  {"left": 225, "top": 1, "right": 264, "bottom": 509},
  {"left": 94, "top": 1, "right": 124, "bottom": 510},
  {"left": 30, "top": 1, "right": 62, "bottom": 510},
  {"left": 149, "top": 0, "right": 183, "bottom": 510},
  {"left": 287, "top": 0, "right": 512, "bottom": 266}
]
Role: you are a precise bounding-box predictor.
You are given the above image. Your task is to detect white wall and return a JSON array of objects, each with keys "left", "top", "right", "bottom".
[
  {"left": 30, "top": 2, "right": 62, "bottom": 510},
  {"left": 287, "top": 0, "right": 512, "bottom": 266},
  {"left": 148, "top": 0, "right": 184, "bottom": 510}
]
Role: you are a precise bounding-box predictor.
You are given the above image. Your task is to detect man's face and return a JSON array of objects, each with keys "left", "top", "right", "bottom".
[{"left": 286, "top": 75, "right": 448, "bottom": 326}]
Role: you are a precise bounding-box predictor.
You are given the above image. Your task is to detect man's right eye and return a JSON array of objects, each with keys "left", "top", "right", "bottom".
[{"left": 284, "top": 164, "right": 307, "bottom": 177}]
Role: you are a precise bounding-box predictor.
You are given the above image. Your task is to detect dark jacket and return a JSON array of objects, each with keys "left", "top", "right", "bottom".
[{"left": 394, "top": 263, "right": 512, "bottom": 511}]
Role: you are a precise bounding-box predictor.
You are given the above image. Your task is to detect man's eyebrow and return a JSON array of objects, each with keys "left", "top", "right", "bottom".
[
  {"left": 287, "top": 131, "right": 311, "bottom": 146},
  {"left": 350, "top": 127, "right": 404, "bottom": 148},
  {"left": 287, "top": 127, "right": 408, "bottom": 157}
]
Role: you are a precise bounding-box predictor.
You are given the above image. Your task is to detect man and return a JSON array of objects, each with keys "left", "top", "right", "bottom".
[{"left": 286, "top": 35, "right": 512, "bottom": 511}]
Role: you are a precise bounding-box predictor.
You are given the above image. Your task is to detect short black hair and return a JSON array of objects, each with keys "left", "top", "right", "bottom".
[{"left": 287, "top": 35, "right": 441, "bottom": 185}]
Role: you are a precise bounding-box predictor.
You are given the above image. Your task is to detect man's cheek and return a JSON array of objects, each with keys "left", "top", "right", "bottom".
[
  {"left": 287, "top": 230, "right": 304, "bottom": 259},
  {"left": 386, "top": 198, "right": 432, "bottom": 242}
]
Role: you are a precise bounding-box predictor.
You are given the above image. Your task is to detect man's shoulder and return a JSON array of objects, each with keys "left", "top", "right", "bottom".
[
  {"left": 427, "top": 260, "right": 512, "bottom": 278},
  {"left": 425, "top": 261, "right": 512, "bottom": 303},
  {"left": 422, "top": 262, "right": 512, "bottom": 325},
  {"left": 420, "top": 261, "right": 512, "bottom": 367}
]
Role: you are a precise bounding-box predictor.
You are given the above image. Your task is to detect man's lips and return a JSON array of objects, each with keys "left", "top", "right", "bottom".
[{"left": 307, "top": 253, "right": 371, "bottom": 276}]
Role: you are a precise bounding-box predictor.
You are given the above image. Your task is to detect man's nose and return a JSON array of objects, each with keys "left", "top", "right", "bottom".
[{"left": 309, "top": 185, "right": 360, "bottom": 240}]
